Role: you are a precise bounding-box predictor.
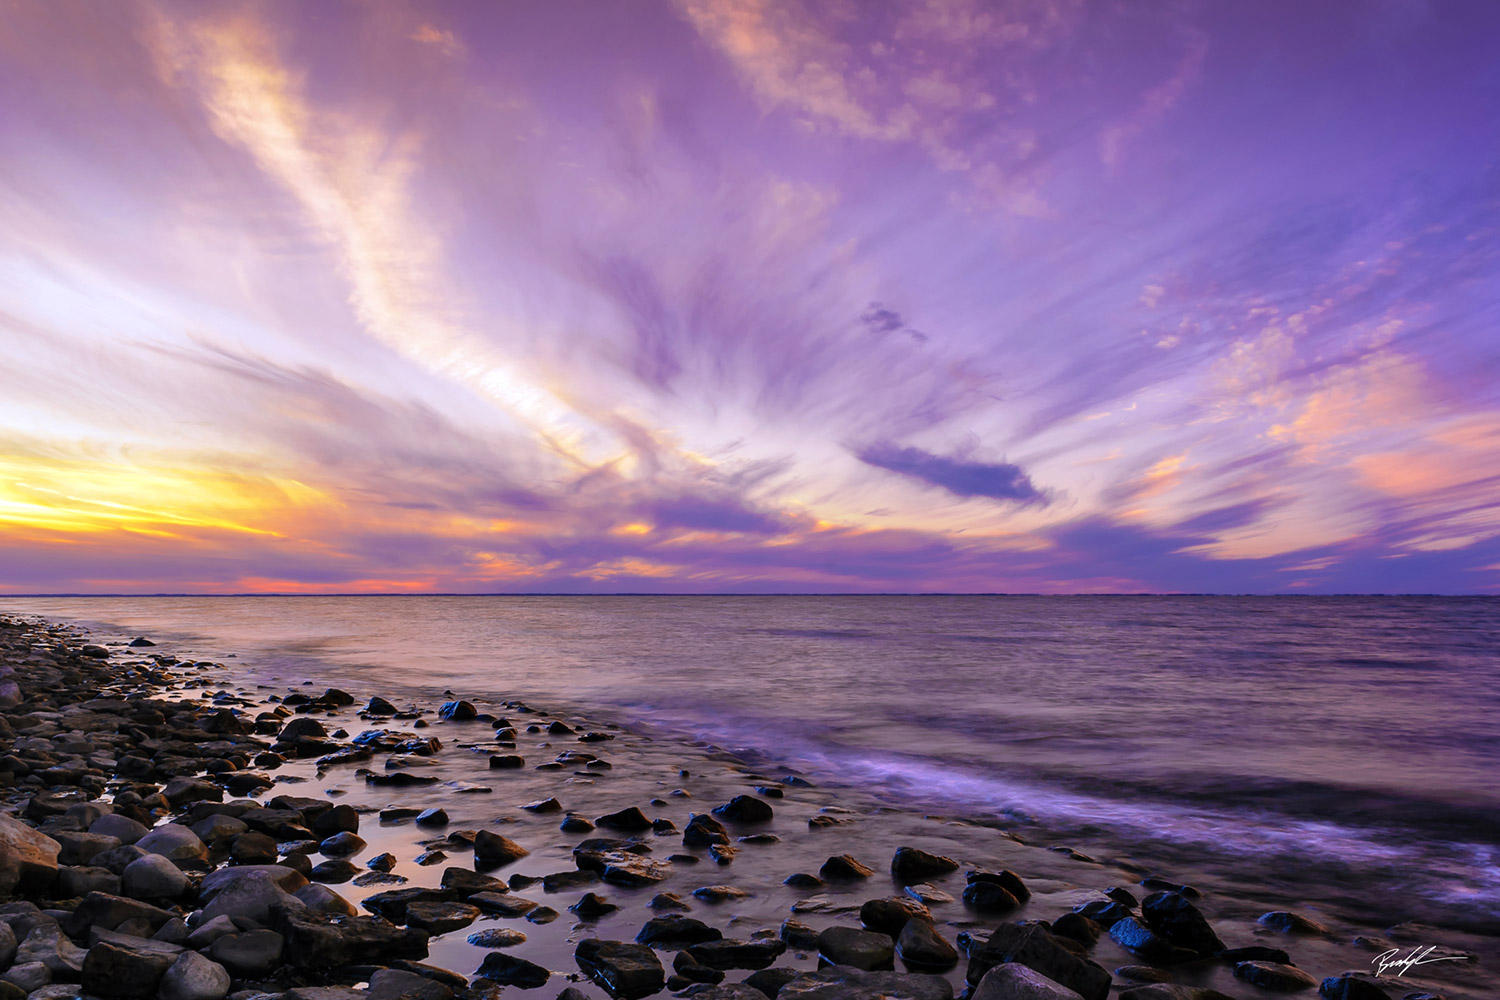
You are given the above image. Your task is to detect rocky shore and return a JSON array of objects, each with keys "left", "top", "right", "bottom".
[{"left": 0, "top": 613, "right": 1488, "bottom": 1000}]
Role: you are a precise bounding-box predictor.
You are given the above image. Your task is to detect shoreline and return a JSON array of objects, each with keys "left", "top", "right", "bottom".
[{"left": 0, "top": 612, "right": 1492, "bottom": 1000}]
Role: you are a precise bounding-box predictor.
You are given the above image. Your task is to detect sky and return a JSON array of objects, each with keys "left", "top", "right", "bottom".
[{"left": 1, "top": 0, "right": 1498, "bottom": 595}]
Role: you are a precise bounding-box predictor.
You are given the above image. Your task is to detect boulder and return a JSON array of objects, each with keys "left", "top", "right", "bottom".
[
  {"left": 205, "top": 929, "right": 284, "bottom": 977},
  {"left": 136, "top": 824, "right": 208, "bottom": 862},
  {"left": 685, "top": 938, "right": 787, "bottom": 970},
  {"left": 272, "top": 906, "right": 429, "bottom": 969},
  {"left": 897, "top": 919, "right": 959, "bottom": 971},
  {"left": 819, "top": 854, "right": 874, "bottom": 880},
  {"left": 712, "top": 796, "right": 774, "bottom": 824},
  {"left": 368, "top": 968, "right": 454, "bottom": 1000},
  {"left": 90, "top": 814, "right": 150, "bottom": 846},
  {"left": 779, "top": 965, "right": 952, "bottom": 1000},
  {"left": 972, "top": 963, "right": 1085, "bottom": 1000},
  {"left": 1108, "top": 917, "right": 1199, "bottom": 965},
  {"left": 476, "top": 951, "right": 551, "bottom": 987},
  {"left": 575, "top": 939, "right": 665, "bottom": 999},
  {"left": 54, "top": 831, "right": 124, "bottom": 866},
  {"left": 1258, "top": 911, "right": 1330, "bottom": 935},
  {"left": 405, "top": 901, "right": 481, "bottom": 935},
  {"left": 200, "top": 869, "right": 303, "bottom": 924},
  {"left": 966, "top": 923, "right": 1111, "bottom": 1000},
  {"left": 636, "top": 914, "right": 723, "bottom": 948},
  {"left": 65, "top": 892, "right": 174, "bottom": 938},
  {"left": 473, "top": 830, "right": 529, "bottom": 867},
  {"left": 1233, "top": 961, "right": 1319, "bottom": 991},
  {"left": 861, "top": 896, "right": 931, "bottom": 936},
  {"left": 891, "top": 847, "right": 959, "bottom": 883},
  {"left": 683, "top": 813, "right": 731, "bottom": 847},
  {"left": 80, "top": 935, "right": 181, "bottom": 998},
  {"left": 1317, "top": 973, "right": 1397, "bottom": 1000},
  {"left": 1140, "top": 891, "right": 1224, "bottom": 955},
  {"left": 963, "top": 881, "right": 1022, "bottom": 914},
  {"left": 121, "top": 853, "right": 190, "bottom": 900},
  {"left": 199, "top": 864, "right": 308, "bottom": 898},
  {"left": 159, "top": 950, "right": 231, "bottom": 1000},
  {"left": 0, "top": 813, "right": 60, "bottom": 895},
  {"left": 817, "top": 926, "right": 895, "bottom": 970}
]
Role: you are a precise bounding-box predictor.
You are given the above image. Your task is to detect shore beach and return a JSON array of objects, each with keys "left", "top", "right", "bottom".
[{"left": 0, "top": 611, "right": 1494, "bottom": 1000}]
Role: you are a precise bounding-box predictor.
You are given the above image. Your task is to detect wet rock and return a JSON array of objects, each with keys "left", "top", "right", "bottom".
[
  {"left": 363, "top": 886, "right": 461, "bottom": 922},
  {"left": 966, "top": 922, "right": 1111, "bottom": 1000},
  {"left": 1108, "top": 917, "right": 1199, "bottom": 965},
  {"left": 819, "top": 854, "right": 874, "bottom": 880},
  {"left": 309, "top": 857, "right": 359, "bottom": 883},
  {"left": 968, "top": 868, "right": 1032, "bottom": 903},
  {"left": 779, "top": 966, "right": 952, "bottom": 1000},
  {"left": 1115, "top": 966, "right": 1173, "bottom": 984},
  {"left": 1232, "top": 962, "right": 1319, "bottom": 991},
  {"left": 527, "top": 904, "right": 561, "bottom": 924},
  {"left": 693, "top": 884, "right": 750, "bottom": 903},
  {"left": 367, "top": 968, "right": 454, "bottom": 1000},
  {"left": 784, "top": 872, "right": 823, "bottom": 889},
  {"left": 136, "top": 823, "right": 208, "bottom": 862},
  {"left": 636, "top": 913, "right": 722, "bottom": 948},
  {"left": 1050, "top": 913, "right": 1102, "bottom": 947},
  {"left": 746, "top": 968, "right": 800, "bottom": 999},
  {"left": 1219, "top": 945, "right": 1292, "bottom": 964},
  {"left": 121, "top": 853, "right": 190, "bottom": 900},
  {"left": 473, "top": 830, "right": 529, "bottom": 867},
  {"left": 56, "top": 864, "right": 121, "bottom": 897},
  {"left": 489, "top": 754, "right": 525, "bottom": 769},
  {"left": 470, "top": 926, "right": 527, "bottom": 948},
  {"left": 478, "top": 951, "right": 552, "bottom": 988},
  {"left": 891, "top": 846, "right": 959, "bottom": 883},
  {"left": 1141, "top": 891, "right": 1224, "bottom": 956},
  {"left": 963, "top": 880, "right": 1022, "bottom": 914},
  {"left": 972, "top": 963, "right": 1086, "bottom": 1000},
  {"left": 686, "top": 938, "right": 787, "bottom": 970},
  {"left": 598, "top": 853, "right": 673, "bottom": 887},
  {"left": 158, "top": 950, "right": 231, "bottom": 1000},
  {"left": 294, "top": 882, "right": 358, "bottom": 916},
  {"left": 367, "top": 852, "right": 398, "bottom": 872},
  {"left": 200, "top": 863, "right": 308, "bottom": 898},
  {"left": 81, "top": 935, "right": 180, "bottom": 998},
  {"left": 1317, "top": 974, "right": 1397, "bottom": 1000},
  {"left": 161, "top": 776, "right": 223, "bottom": 808},
  {"left": 471, "top": 891, "right": 540, "bottom": 918},
  {"left": 898, "top": 919, "right": 959, "bottom": 971},
  {"left": 861, "top": 896, "right": 931, "bottom": 936},
  {"left": 272, "top": 906, "right": 430, "bottom": 969},
  {"left": 0, "top": 963, "right": 50, "bottom": 992},
  {"left": 205, "top": 929, "right": 284, "bottom": 977},
  {"left": 1258, "top": 911, "right": 1330, "bottom": 935},
  {"left": 684, "top": 813, "right": 731, "bottom": 847},
  {"left": 310, "top": 803, "right": 359, "bottom": 837},
  {"left": 1117, "top": 987, "right": 1238, "bottom": 1000},
  {"left": 439, "top": 700, "right": 478, "bottom": 721},
  {"left": 596, "top": 806, "right": 654, "bottom": 833},
  {"left": 818, "top": 926, "right": 895, "bottom": 971},
  {"left": 1072, "top": 899, "right": 1130, "bottom": 926},
  {"left": 575, "top": 939, "right": 665, "bottom": 999},
  {"left": 405, "top": 901, "right": 481, "bottom": 934},
  {"left": 89, "top": 814, "right": 149, "bottom": 846},
  {"left": 0, "top": 812, "right": 60, "bottom": 895},
  {"left": 570, "top": 892, "right": 618, "bottom": 919},
  {"left": 66, "top": 892, "right": 174, "bottom": 938},
  {"left": 416, "top": 808, "right": 450, "bottom": 827},
  {"left": 193, "top": 814, "right": 249, "bottom": 844},
  {"left": 712, "top": 796, "right": 774, "bottom": 824},
  {"left": 319, "top": 831, "right": 366, "bottom": 856},
  {"left": 524, "top": 797, "right": 562, "bottom": 814},
  {"left": 543, "top": 869, "right": 600, "bottom": 892},
  {"left": 0, "top": 920, "right": 14, "bottom": 969},
  {"left": 781, "top": 918, "right": 820, "bottom": 950}
]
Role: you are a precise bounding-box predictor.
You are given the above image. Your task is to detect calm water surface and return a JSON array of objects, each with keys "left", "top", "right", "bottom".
[{"left": 6, "top": 595, "right": 1498, "bottom": 928}]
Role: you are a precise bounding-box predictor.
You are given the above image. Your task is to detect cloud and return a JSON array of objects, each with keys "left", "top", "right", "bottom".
[{"left": 855, "top": 442, "right": 1048, "bottom": 504}]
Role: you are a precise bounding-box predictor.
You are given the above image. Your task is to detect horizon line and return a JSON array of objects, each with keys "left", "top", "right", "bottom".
[{"left": 2, "top": 591, "right": 1493, "bottom": 598}]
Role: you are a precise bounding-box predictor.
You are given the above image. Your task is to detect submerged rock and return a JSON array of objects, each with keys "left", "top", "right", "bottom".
[{"left": 576, "top": 939, "right": 665, "bottom": 999}]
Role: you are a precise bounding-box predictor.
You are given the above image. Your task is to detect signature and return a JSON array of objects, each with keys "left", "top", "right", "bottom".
[{"left": 1372, "top": 945, "right": 1468, "bottom": 978}]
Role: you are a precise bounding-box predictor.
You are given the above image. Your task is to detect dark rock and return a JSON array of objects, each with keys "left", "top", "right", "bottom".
[
  {"left": 898, "top": 920, "right": 959, "bottom": 971},
  {"left": 779, "top": 966, "right": 952, "bottom": 1000},
  {"left": 477, "top": 951, "right": 552, "bottom": 988},
  {"left": 1109, "top": 917, "right": 1199, "bottom": 965},
  {"left": 319, "top": 831, "right": 366, "bottom": 856},
  {"left": 561, "top": 814, "right": 595, "bottom": 833},
  {"left": 818, "top": 926, "right": 895, "bottom": 970},
  {"left": 368, "top": 852, "right": 398, "bottom": 872},
  {"left": 819, "top": 854, "right": 874, "bottom": 880},
  {"left": 469, "top": 927, "right": 527, "bottom": 948},
  {"left": 861, "top": 896, "right": 931, "bottom": 936},
  {"left": 973, "top": 964, "right": 1087, "bottom": 1000},
  {"left": 135, "top": 824, "right": 208, "bottom": 862},
  {"left": 440, "top": 867, "right": 509, "bottom": 897},
  {"left": 570, "top": 892, "right": 618, "bottom": 919},
  {"left": 367, "top": 968, "right": 453, "bottom": 1000},
  {"left": 405, "top": 901, "right": 481, "bottom": 935},
  {"left": 66, "top": 892, "right": 174, "bottom": 937},
  {"left": 891, "top": 846, "right": 959, "bottom": 883},
  {"left": 1050, "top": 912, "right": 1102, "bottom": 947},
  {"left": 784, "top": 872, "right": 823, "bottom": 889},
  {"left": 746, "top": 967, "right": 800, "bottom": 999},
  {"left": 1233, "top": 961, "right": 1319, "bottom": 991},
  {"left": 684, "top": 813, "right": 732, "bottom": 847},
  {"left": 309, "top": 858, "right": 359, "bottom": 883},
  {"left": 362, "top": 886, "right": 460, "bottom": 923},
  {"left": 966, "top": 921, "right": 1111, "bottom": 1000},
  {"left": 596, "top": 806, "right": 653, "bottom": 833},
  {"left": 54, "top": 830, "right": 123, "bottom": 867},
  {"left": 636, "top": 914, "right": 723, "bottom": 948},
  {"left": 80, "top": 935, "right": 177, "bottom": 998},
  {"left": 273, "top": 905, "right": 429, "bottom": 969},
  {"left": 159, "top": 950, "right": 231, "bottom": 1000},
  {"left": 311, "top": 803, "right": 359, "bottom": 837},
  {"left": 1073, "top": 899, "right": 1130, "bottom": 925},
  {"left": 712, "top": 796, "right": 773, "bottom": 824},
  {"left": 967, "top": 868, "right": 1031, "bottom": 902},
  {"left": 576, "top": 939, "right": 665, "bottom": 999},
  {"left": 439, "top": 700, "right": 477, "bottom": 721},
  {"left": 543, "top": 869, "right": 600, "bottom": 892},
  {"left": 1219, "top": 945, "right": 1292, "bottom": 964},
  {"left": 473, "top": 830, "right": 529, "bottom": 867},
  {"left": 685, "top": 938, "right": 787, "bottom": 970},
  {"left": 471, "top": 891, "right": 539, "bottom": 917},
  {"left": 1258, "top": 911, "right": 1330, "bottom": 935},
  {"left": 121, "top": 853, "right": 189, "bottom": 900},
  {"left": 527, "top": 904, "right": 561, "bottom": 924},
  {"left": 206, "top": 929, "right": 284, "bottom": 976},
  {"left": 365, "top": 696, "right": 397, "bottom": 714},
  {"left": 1141, "top": 891, "right": 1224, "bottom": 956},
  {"left": 692, "top": 884, "right": 750, "bottom": 902},
  {"left": 963, "top": 880, "right": 1021, "bottom": 914},
  {"left": 1317, "top": 974, "right": 1397, "bottom": 1000},
  {"left": 489, "top": 754, "right": 525, "bottom": 769}
]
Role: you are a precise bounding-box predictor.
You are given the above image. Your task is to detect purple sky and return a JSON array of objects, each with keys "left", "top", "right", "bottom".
[{"left": 2, "top": 0, "right": 1499, "bottom": 593}]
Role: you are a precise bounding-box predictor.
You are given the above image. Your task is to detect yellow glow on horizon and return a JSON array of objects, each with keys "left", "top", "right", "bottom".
[{"left": 612, "top": 522, "right": 653, "bottom": 535}]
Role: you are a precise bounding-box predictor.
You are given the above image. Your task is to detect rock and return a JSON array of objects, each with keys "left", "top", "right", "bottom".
[
  {"left": 80, "top": 935, "right": 180, "bottom": 998},
  {"left": 1316, "top": 974, "right": 1396, "bottom": 1000},
  {"left": 1050, "top": 913, "right": 1101, "bottom": 947},
  {"left": 636, "top": 914, "right": 723, "bottom": 948},
  {"left": 1071, "top": 899, "right": 1129, "bottom": 926},
  {"left": 684, "top": 813, "right": 731, "bottom": 847},
  {"left": 159, "top": 950, "right": 232, "bottom": 1000},
  {"left": 136, "top": 824, "right": 208, "bottom": 862},
  {"left": 1258, "top": 911, "right": 1330, "bottom": 935},
  {"left": 1141, "top": 891, "right": 1224, "bottom": 955},
  {"left": 1108, "top": 917, "right": 1199, "bottom": 965},
  {"left": 1220, "top": 945, "right": 1292, "bottom": 964},
  {"left": 405, "top": 901, "right": 481, "bottom": 934},
  {"left": 712, "top": 796, "right": 774, "bottom": 823},
  {"left": 65, "top": 892, "right": 174, "bottom": 938},
  {"left": 205, "top": 929, "right": 284, "bottom": 976},
  {"left": 969, "top": 868, "right": 1032, "bottom": 903},
  {"left": 199, "top": 863, "right": 308, "bottom": 898},
  {"left": 440, "top": 867, "right": 510, "bottom": 897},
  {"left": 81, "top": 644, "right": 110, "bottom": 657},
  {"left": 477, "top": 951, "right": 551, "bottom": 988},
  {"left": 1233, "top": 961, "right": 1319, "bottom": 991},
  {"left": 294, "top": 882, "right": 358, "bottom": 916},
  {"left": 311, "top": 804, "right": 359, "bottom": 837},
  {"left": 272, "top": 906, "right": 429, "bottom": 969},
  {"left": 524, "top": 798, "right": 562, "bottom": 814},
  {"left": 688, "top": 987, "right": 770, "bottom": 1000},
  {"left": 0, "top": 813, "right": 60, "bottom": 895},
  {"left": 489, "top": 754, "right": 525, "bottom": 769},
  {"left": 570, "top": 892, "right": 618, "bottom": 919},
  {"left": 746, "top": 968, "right": 800, "bottom": 999},
  {"left": 196, "top": 816, "right": 250, "bottom": 846},
  {"left": 1117, "top": 987, "right": 1238, "bottom": 1000},
  {"left": 200, "top": 869, "right": 302, "bottom": 924},
  {"left": 966, "top": 922, "right": 1110, "bottom": 1000},
  {"left": 122, "top": 853, "right": 190, "bottom": 899},
  {"left": 473, "top": 830, "right": 529, "bottom": 867},
  {"left": 56, "top": 864, "right": 121, "bottom": 897},
  {"left": 365, "top": 696, "right": 398, "bottom": 714},
  {"left": 596, "top": 806, "right": 653, "bottom": 832},
  {"left": 90, "top": 814, "right": 149, "bottom": 846},
  {"left": 784, "top": 872, "right": 823, "bottom": 889},
  {"left": 685, "top": 938, "right": 787, "bottom": 970},
  {"left": 52, "top": 830, "right": 121, "bottom": 867},
  {"left": 438, "top": 700, "right": 477, "bottom": 721},
  {"left": 93, "top": 844, "right": 149, "bottom": 875},
  {"left": 185, "top": 915, "right": 238, "bottom": 950},
  {"left": 471, "top": 891, "right": 539, "bottom": 918},
  {"left": 891, "top": 846, "right": 959, "bottom": 883},
  {"left": 692, "top": 884, "right": 750, "bottom": 902},
  {"left": 368, "top": 968, "right": 455, "bottom": 1000},
  {"left": 362, "top": 886, "right": 462, "bottom": 922},
  {"left": 780, "top": 919, "right": 820, "bottom": 950},
  {"left": 898, "top": 919, "right": 959, "bottom": 971},
  {"left": 575, "top": 939, "right": 665, "bottom": 999},
  {"left": 0, "top": 962, "right": 50, "bottom": 993},
  {"left": 779, "top": 966, "right": 952, "bottom": 1000},
  {"left": 128, "top": 637, "right": 156, "bottom": 646},
  {"left": 818, "top": 926, "right": 895, "bottom": 970},
  {"left": 861, "top": 896, "right": 931, "bottom": 936},
  {"left": 972, "top": 963, "right": 1086, "bottom": 1000},
  {"left": 416, "top": 808, "right": 449, "bottom": 827},
  {"left": 963, "top": 880, "right": 1021, "bottom": 914},
  {"left": 318, "top": 831, "right": 366, "bottom": 856},
  {"left": 469, "top": 927, "right": 527, "bottom": 948},
  {"left": 279, "top": 717, "right": 328, "bottom": 741},
  {"left": 819, "top": 854, "right": 874, "bottom": 880},
  {"left": 160, "top": 777, "right": 223, "bottom": 808},
  {"left": 310, "top": 858, "right": 359, "bottom": 882}
]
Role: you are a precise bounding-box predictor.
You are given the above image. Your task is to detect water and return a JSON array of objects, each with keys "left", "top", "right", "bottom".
[{"left": 6, "top": 594, "right": 1499, "bottom": 935}]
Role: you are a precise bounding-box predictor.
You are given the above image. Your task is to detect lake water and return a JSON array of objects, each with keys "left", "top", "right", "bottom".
[{"left": 5, "top": 594, "right": 1498, "bottom": 934}]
